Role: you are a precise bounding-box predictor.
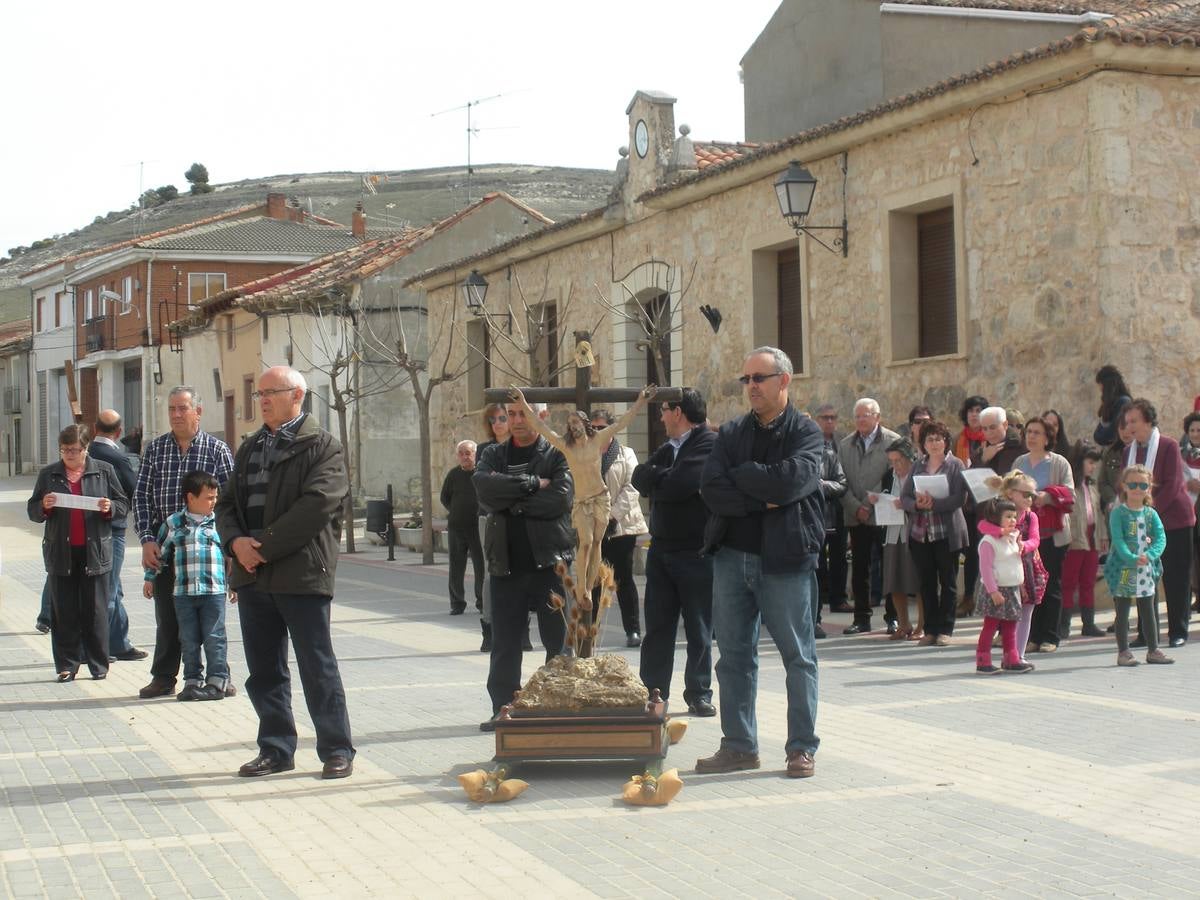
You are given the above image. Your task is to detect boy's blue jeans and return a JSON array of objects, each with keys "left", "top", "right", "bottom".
[{"left": 174, "top": 593, "right": 229, "bottom": 688}]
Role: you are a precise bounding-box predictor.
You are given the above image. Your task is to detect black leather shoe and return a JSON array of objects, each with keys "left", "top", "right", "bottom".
[
  {"left": 450, "top": 605, "right": 466, "bottom": 616},
  {"left": 1169, "top": 637, "right": 1186, "bottom": 648},
  {"left": 139, "top": 677, "right": 176, "bottom": 699},
  {"left": 828, "top": 602, "right": 854, "bottom": 614},
  {"left": 480, "top": 715, "right": 500, "bottom": 732},
  {"left": 885, "top": 620, "right": 898, "bottom": 635},
  {"left": 238, "top": 754, "right": 295, "bottom": 777},
  {"left": 843, "top": 623, "right": 871, "bottom": 635},
  {"left": 626, "top": 632, "right": 642, "bottom": 648},
  {"left": 321, "top": 754, "right": 353, "bottom": 779},
  {"left": 1130, "top": 637, "right": 1147, "bottom": 649},
  {"left": 112, "top": 648, "right": 149, "bottom": 661},
  {"left": 687, "top": 700, "right": 717, "bottom": 717},
  {"left": 814, "top": 624, "right": 827, "bottom": 639}
]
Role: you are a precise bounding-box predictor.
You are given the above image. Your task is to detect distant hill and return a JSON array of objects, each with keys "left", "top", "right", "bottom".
[{"left": 0, "top": 163, "right": 615, "bottom": 322}]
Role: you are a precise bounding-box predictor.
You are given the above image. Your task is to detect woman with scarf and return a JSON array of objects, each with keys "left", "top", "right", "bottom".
[
  {"left": 1182, "top": 412, "right": 1200, "bottom": 615},
  {"left": 954, "top": 395, "right": 989, "bottom": 615},
  {"left": 1014, "top": 417, "right": 1075, "bottom": 653},
  {"left": 1122, "top": 399, "right": 1195, "bottom": 647},
  {"left": 590, "top": 409, "right": 648, "bottom": 647},
  {"left": 27, "top": 424, "right": 128, "bottom": 681}
]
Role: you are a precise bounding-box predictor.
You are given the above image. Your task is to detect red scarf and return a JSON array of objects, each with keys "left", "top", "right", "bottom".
[{"left": 954, "top": 427, "right": 985, "bottom": 462}]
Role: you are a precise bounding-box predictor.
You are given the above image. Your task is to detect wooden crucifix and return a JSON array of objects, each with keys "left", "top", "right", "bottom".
[{"left": 484, "top": 331, "right": 681, "bottom": 658}]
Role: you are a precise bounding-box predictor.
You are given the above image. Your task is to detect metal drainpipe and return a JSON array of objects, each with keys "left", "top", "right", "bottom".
[
  {"left": 145, "top": 255, "right": 155, "bottom": 438},
  {"left": 878, "top": 3, "right": 1111, "bottom": 25}
]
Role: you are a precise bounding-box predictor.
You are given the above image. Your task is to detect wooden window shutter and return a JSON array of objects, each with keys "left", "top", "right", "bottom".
[
  {"left": 917, "top": 207, "right": 957, "bottom": 357},
  {"left": 777, "top": 246, "right": 803, "bottom": 371}
]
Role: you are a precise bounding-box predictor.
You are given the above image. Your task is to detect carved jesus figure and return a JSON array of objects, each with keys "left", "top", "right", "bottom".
[{"left": 508, "top": 384, "right": 656, "bottom": 609}]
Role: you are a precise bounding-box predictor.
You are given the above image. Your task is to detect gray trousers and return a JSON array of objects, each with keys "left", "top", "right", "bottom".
[{"left": 1114, "top": 596, "right": 1159, "bottom": 653}]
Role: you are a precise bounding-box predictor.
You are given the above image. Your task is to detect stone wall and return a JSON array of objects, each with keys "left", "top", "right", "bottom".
[{"left": 427, "top": 69, "right": 1200, "bottom": 473}]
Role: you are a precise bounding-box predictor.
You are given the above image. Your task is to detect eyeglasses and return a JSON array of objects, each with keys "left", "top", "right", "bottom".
[
  {"left": 59, "top": 447, "right": 84, "bottom": 456},
  {"left": 660, "top": 404, "right": 678, "bottom": 414},
  {"left": 737, "top": 372, "right": 783, "bottom": 385},
  {"left": 488, "top": 415, "right": 508, "bottom": 424},
  {"left": 1124, "top": 481, "right": 1150, "bottom": 491},
  {"left": 251, "top": 388, "right": 294, "bottom": 399},
  {"left": 816, "top": 414, "right": 837, "bottom": 421}
]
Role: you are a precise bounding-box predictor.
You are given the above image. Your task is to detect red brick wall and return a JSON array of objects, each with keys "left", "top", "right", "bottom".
[{"left": 74, "top": 259, "right": 290, "bottom": 359}]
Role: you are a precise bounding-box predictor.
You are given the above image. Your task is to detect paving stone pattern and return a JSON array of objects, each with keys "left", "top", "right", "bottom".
[{"left": 2, "top": 480, "right": 1199, "bottom": 897}]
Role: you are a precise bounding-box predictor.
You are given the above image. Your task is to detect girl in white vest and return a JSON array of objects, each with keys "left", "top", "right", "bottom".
[{"left": 973, "top": 499, "right": 1033, "bottom": 674}]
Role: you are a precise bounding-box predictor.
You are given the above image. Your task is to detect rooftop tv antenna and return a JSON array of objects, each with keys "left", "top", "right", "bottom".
[{"left": 431, "top": 93, "right": 511, "bottom": 204}]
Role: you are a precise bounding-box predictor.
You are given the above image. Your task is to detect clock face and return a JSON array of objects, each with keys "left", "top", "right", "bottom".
[{"left": 634, "top": 119, "right": 649, "bottom": 158}]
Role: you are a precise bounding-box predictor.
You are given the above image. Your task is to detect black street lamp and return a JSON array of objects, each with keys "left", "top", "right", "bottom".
[
  {"left": 774, "top": 160, "right": 849, "bottom": 258},
  {"left": 461, "top": 269, "right": 511, "bottom": 332}
]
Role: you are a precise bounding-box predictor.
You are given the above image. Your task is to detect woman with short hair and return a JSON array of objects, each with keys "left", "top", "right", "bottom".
[
  {"left": 1123, "top": 399, "right": 1195, "bottom": 647},
  {"left": 27, "top": 424, "right": 128, "bottom": 682},
  {"left": 1014, "top": 417, "right": 1075, "bottom": 652},
  {"left": 900, "top": 420, "right": 969, "bottom": 646}
]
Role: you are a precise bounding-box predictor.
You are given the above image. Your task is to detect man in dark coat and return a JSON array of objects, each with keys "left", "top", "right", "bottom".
[
  {"left": 216, "top": 366, "right": 355, "bottom": 780},
  {"left": 633, "top": 388, "right": 718, "bottom": 717},
  {"left": 697, "top": 347, "right": 824, "bottom": 780},
  {"left": 441, "top": 439, "right": 484, "bottom": 615},
  {"left": 88, "top": 410, "right": 146, "bottom": 662},
  {"left": 473, "top": 400, "right": 573, "bottom": 729}
]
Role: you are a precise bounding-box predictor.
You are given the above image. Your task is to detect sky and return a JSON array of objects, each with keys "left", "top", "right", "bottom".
[{"left": 0, "top": 0, "right": 783, "bottom": 256}]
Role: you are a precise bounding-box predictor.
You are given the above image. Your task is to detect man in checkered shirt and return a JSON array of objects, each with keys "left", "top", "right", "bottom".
[{"left": 134, "top": 386, "right": 234, "bottom": 700}]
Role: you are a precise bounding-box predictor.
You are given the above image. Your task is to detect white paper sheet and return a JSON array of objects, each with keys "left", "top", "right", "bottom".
[
  {"left": 872, "top": 495, "right": 906, "bottom": 526},
  {"left": 963, "top": 467, "right": 999, "bottom": 503},
  {"left": 49, "top": 492, "right": 105, "bottom": 511},
  {"left": 913, "top": 474, "right": 950, "bottom": 499}
]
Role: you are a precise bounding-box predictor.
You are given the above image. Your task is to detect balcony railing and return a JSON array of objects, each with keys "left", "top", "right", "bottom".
[{"left": 84, "top": 316, "right": 113, "bottom": 353}]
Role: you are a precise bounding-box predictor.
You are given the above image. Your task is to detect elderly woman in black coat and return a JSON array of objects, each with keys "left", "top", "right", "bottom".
[{"left": 28, "top": 424, "right": 128, "bottom": 681}]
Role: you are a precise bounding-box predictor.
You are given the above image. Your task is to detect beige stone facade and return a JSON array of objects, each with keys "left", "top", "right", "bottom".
[{"left": 414, "top": 38, "right": 1200, "bottom": 475}]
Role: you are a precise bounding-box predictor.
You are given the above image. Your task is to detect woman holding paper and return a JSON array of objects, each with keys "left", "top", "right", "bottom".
[
  {"left": 1013, "top": 417, "right": 1074, "bottom": 652},
  {"left": 27, "top": 424, "right": 128, "bottom": 682},
  {"left": 900, "top": 421, "right": 969, "bottom": 646}
]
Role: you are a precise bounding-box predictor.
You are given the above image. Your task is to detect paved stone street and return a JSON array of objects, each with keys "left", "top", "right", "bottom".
[{"left": 2, "top": 475, "right": 1199, "bottom": 898}]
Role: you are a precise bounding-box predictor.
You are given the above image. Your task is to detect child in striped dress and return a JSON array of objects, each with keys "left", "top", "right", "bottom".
[{"left": 143, "top": 471, "right": 229, "bottom": 700}]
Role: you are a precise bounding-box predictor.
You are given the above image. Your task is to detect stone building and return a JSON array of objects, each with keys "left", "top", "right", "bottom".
[
  {"left": 410, "top": 3, "right": 1200, "bottom": 469},
  {"left": 170, "top": 191, "right": 549, "bottom": 497}
]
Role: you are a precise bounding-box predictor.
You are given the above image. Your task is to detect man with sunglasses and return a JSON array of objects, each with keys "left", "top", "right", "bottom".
[
  {"left": 697, "top": 347, "right": 823, "bottom": 779},
  {"left": 633, "top": 388, "right": 718, "bottom": 717}
]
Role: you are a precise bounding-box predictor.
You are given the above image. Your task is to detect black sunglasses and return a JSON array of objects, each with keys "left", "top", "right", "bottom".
[{"left": 738, "top": 372, "right": 783, "bottom": 385}]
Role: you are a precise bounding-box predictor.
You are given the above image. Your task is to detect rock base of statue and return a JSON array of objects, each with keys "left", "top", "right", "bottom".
[{"left": 492, "top": 655, "right": 669, "bottom": 764}]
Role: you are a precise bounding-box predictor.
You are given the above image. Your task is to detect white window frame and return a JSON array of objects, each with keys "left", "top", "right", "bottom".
[
  {"left": 85, "top": 289, "right": 94, "bottom": 322},
  {"left": 187, "top": 272, "right": 227, "bottom": 309},
  {"left": 121, "top": 276, "right": 133, "bottom": 314}
]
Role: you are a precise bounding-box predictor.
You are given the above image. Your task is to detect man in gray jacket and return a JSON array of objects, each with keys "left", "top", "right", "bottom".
[
  {"left": 216, "top": 366, "right": 354, "bottom": 780},
  {"left": 839, "top": 398, "right": 901, "bottom": 634}
]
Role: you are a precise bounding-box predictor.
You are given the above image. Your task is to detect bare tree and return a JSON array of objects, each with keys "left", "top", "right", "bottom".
[
  {"left": 358, "top": 286, "right": 474, "bottom": 564},
  {"left": 286, "top": 289, "right": 402, "bottom": 553},
  {"left": 591, "top": 261, "right": 697, "bottom": 387},
  {"left": 457, "top": 264, "right": 603, "bottom": 390}
]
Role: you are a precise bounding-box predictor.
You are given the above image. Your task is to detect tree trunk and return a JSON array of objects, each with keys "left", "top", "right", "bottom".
[
  {"left": 413, "top": 378, "right": 434, "bottom": 566},
  {"left": 332, "top": 367, "right": 356, "bottom": 554}
]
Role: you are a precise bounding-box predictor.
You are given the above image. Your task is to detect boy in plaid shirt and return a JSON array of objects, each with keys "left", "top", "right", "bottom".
[{"left": 144, "top": 471, "right": 229, "bottom": 701}]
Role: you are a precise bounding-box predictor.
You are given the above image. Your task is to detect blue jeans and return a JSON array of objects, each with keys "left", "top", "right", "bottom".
[
  {"left": 712, "top": 547, "right": 820, "bottom": 757},
  {"left": 107, "top": 528, "right": 133, "bottom": 654},
  {"left": 174, "top": 593, "right": 229, "bottom": 688}
]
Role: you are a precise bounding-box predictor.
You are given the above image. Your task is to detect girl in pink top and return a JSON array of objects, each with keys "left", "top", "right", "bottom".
[{"left": 972, "top": 500, "right": 1031, "bottom": 674}]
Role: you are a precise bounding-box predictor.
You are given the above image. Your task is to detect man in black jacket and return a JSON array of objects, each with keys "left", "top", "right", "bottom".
[
  {"left": 633, "top": 388, "right": 718, "bottom": 717},
  {"left": 216, "top": 366, "right": 355, "bottom": 780},
  {"left": 440, "top": 439, "right": 484, "bottom": 615},
  {"left": 88, "top": 410, "right": 147, "bottom": 662},
  {"left": 474, "top": 400, "right": 574, "bottom": 729},
  {"left": 697, "top": 347, "right": 823, "bottom": 779}
]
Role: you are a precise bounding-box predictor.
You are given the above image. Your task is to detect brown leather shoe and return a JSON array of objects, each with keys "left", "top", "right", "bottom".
[
  {"left": 237, "top": 754, "right": 296, "bottom": 777},
  {"left": 786, "top": 750, "right": 815, "bottom": 778},
  {"left": 695, "top": 748, "right": 760, "bottom": 774},
  {"left": 321, "top": 754, "right": 353, "bottom": 779},
  {"left": 138, "top": 677, "right": 176, "bottom": 699}
]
